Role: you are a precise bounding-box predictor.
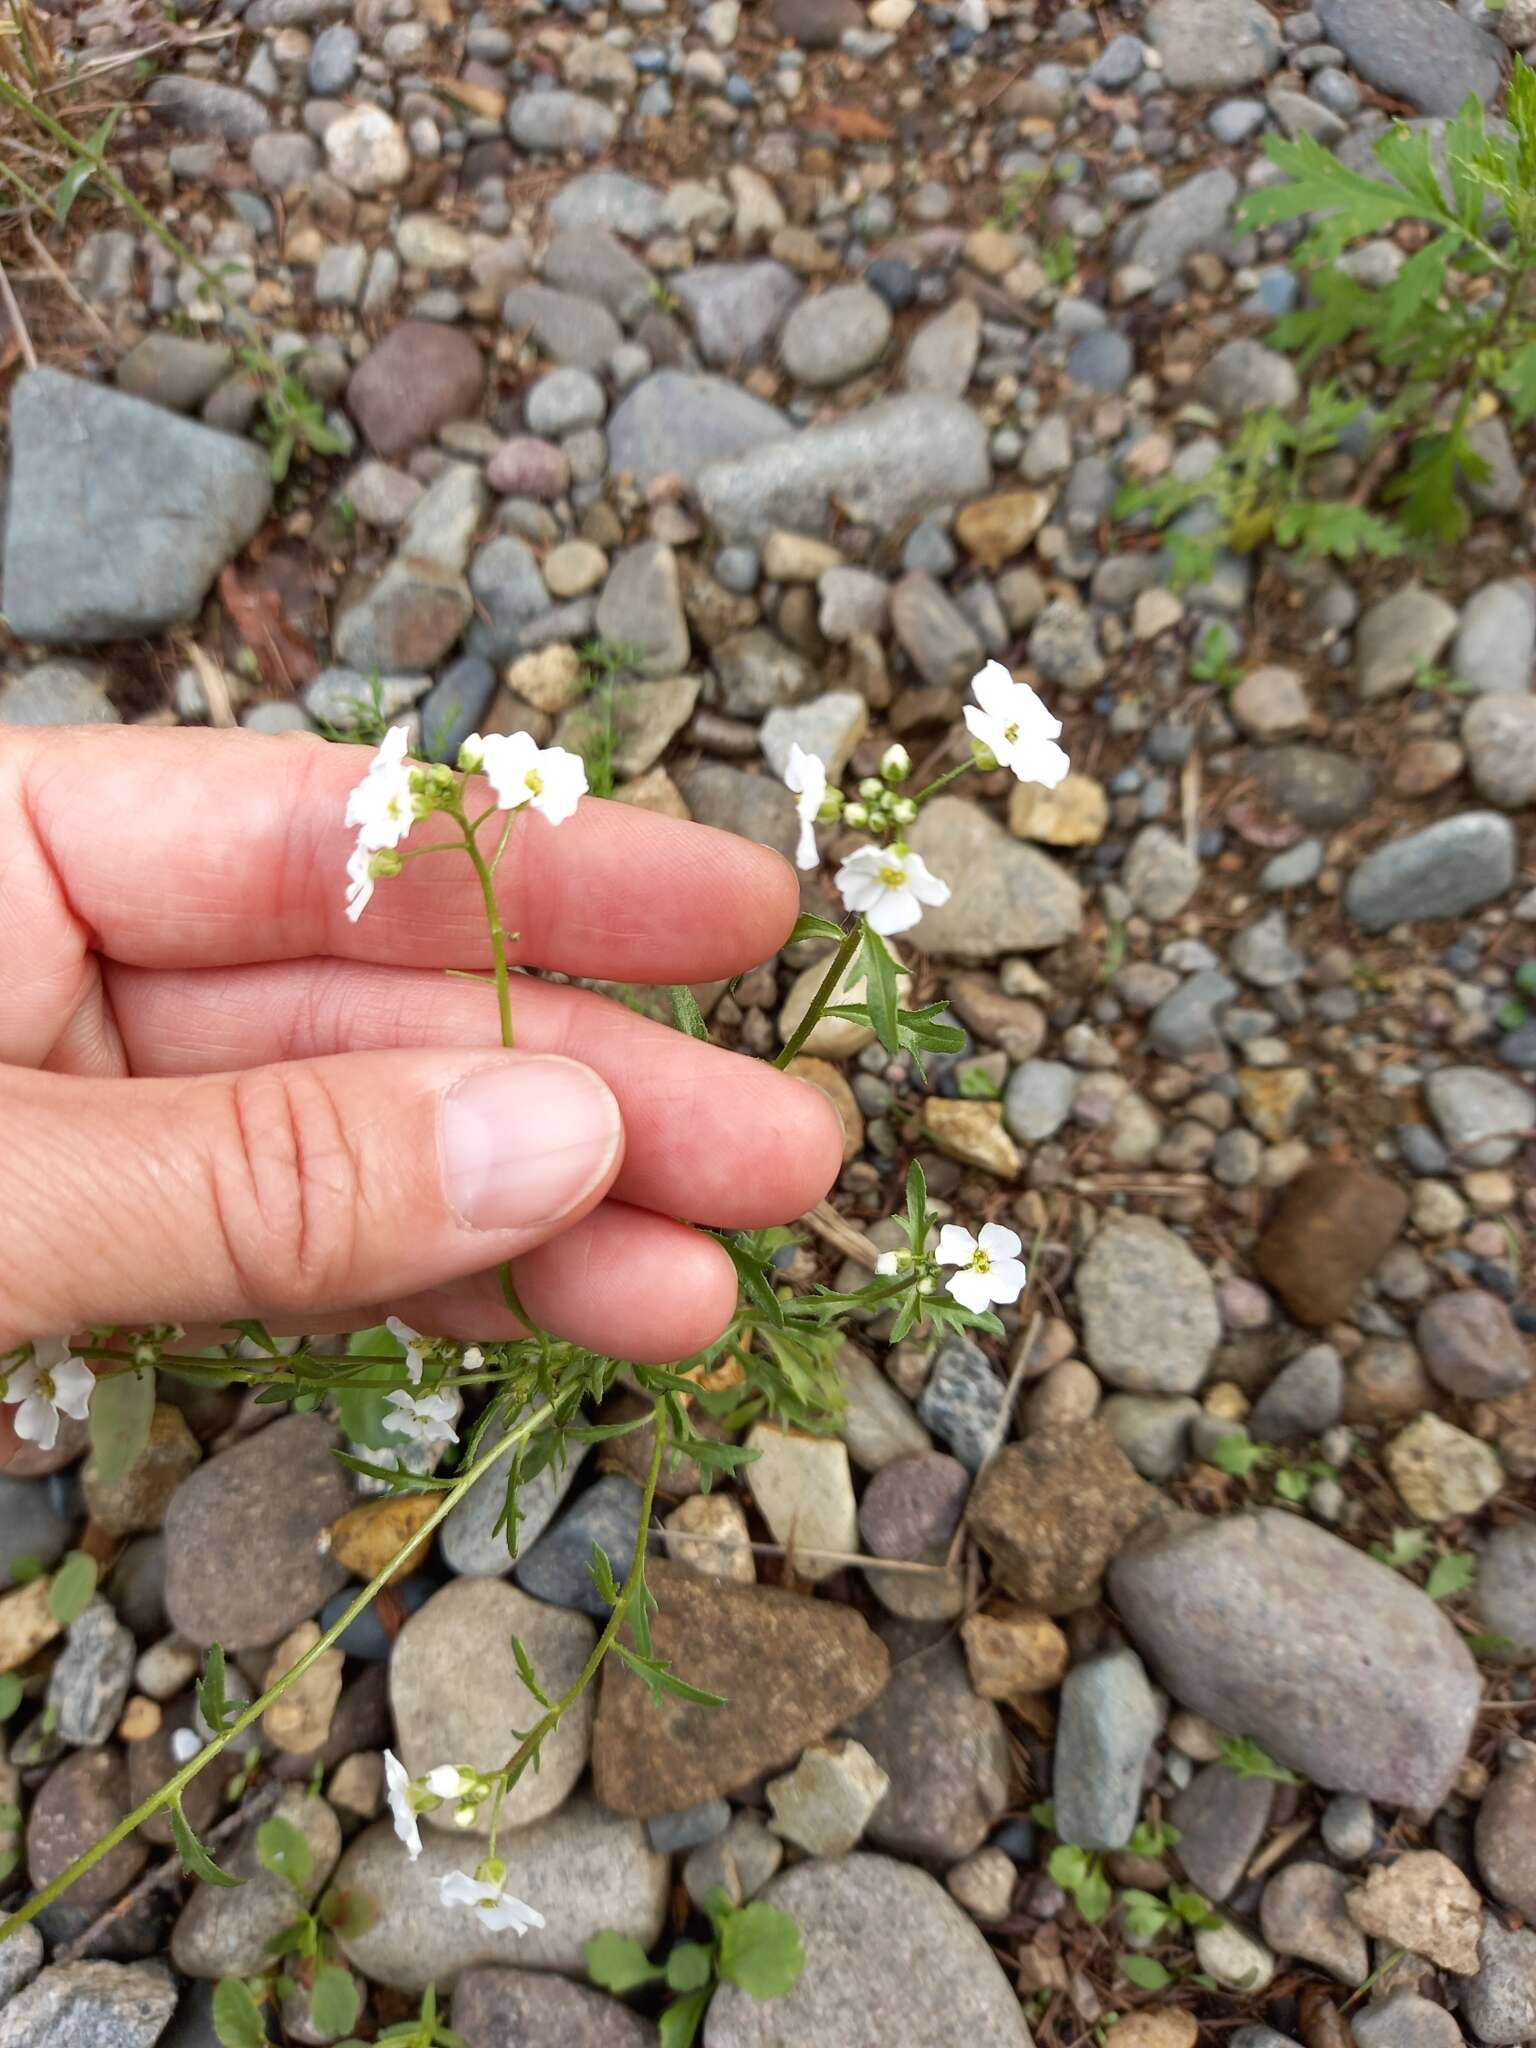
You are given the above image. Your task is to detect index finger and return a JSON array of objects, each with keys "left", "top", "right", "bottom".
[{"left": 8, "top": 727, "right": 799, "bottom": 983}]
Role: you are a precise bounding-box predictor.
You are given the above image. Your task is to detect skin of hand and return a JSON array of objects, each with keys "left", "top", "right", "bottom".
[{"left": 0, "top": 727, "right": 845, "bottom": 1458}]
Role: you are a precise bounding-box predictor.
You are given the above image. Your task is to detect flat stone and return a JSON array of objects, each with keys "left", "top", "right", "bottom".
[
  {"left": 549, "top": 171, "right": 667, "bottom": 239},
  {"left": 890, "top": 574, "right": 985, "bottom": 689},
  {"left": 745, "top": 1427, "right": 856, "bottom": 1582},
  {"left": 1109, "top": 1509, "right": 1481, "bottom": 1808},
  {"left": 968, "top": 1419, "right": 1162, "bottom": 1615},
  {"left": 1477, "top": 1526, "right": 1536, "bottom": 1658},
  {"left": 172, "top": 1789, "right": 339, "bottom": 1978},
  {"left": 1417, "top": 1290, "right": 1531, "bottom": 1399},
  {"left": 1255, "top": 1162, "right": 1409, "bottom": 1326},
  {"left": 506, "top": 89, "right": 618, "bottom": 154},
  {"left": 452, "top": 1968, "right": 655, "bottom": 2046},
  {"left": 770, "top": 0, "right": 861, "bottom": 43},
  {"left": 164, "top": 1414, "right": 350, "bottom": 1650},
  {"left": 696, "top": 395, "right": 991, "bottom": 544},
  {"left": 904, "top": 299, "right": 982, "bottom": 399},
  {"left": 703, "top": 1854, "right": 1029, "bottom": 2047},
  {"left": 1346, "top": 1851, "right": 1481, "bottom": 1976},
  {"left": 766, "top": 1739, "right": 889, "bottom": 1856},
  {"left": 1124, "top": 169, "right": 1238, "bottom": 293},
  {"left": 1261, "top": 1862, "right": 1369, "bottom": 1985},
  {"left": 779, "top": 284, "right": 892, "bottom": 387},
  {"left": 502, "top": 284, "right": 623, "bottom": 373},
  {"left": 595, "top": 540, "right": 690, "bottom": 677},
  {"left": 0, "top": 1961, "right": 176, "bottom": 2048},
  {"left": 27, "top": 1748, "right": 146, "bottom": 1911},
  {"left": 0, "top": 660, "right": 118, "bottom": 727},
  {"left": 1315, "top": 0, "right": 1500, "bottom": 114},
  {"left": 2, "top": 370, "right": 271, "bottom": 643},
  {"left": 1256, "top": 744, "right": 1375, "bottom": 829},
  {"left": 1076, "top": 1214, "right": 1220, "bottom": 1395},
  {"left": 1053, "top": 1647, "right": 1159, "bottom": 1851},
  {"left": 347, "top": 323, "right": 484, "bottom": 460},
  {"left": 1463, "top": 1914, "right": 1536, "bottom": 2046},
  {"left": 904, "top": 798, "right": 1081, "bottom": 961},
  {"left": 1452, "top": 577, "right": 1536, "bottom": 695},
  {"left": 1003, "top": 1059, "right": 1076, "bottom": 1143},
  {"left": 47, "top": 1598, "right": 134, "bottom": 1747},
  {"left": 0, "top": 1474, "right": 71, "bottom": 1583},
  {"left": 916, "top": 1336, "right": 1006, "bottom": 1473},
  {"left": 543, "top": 229, "right": 653, "bottom": 326},
  {"left": 961, "top": 1607, "right": 1069, "bottom": 1700},
  {"left": 760, "top": 691, "right": 868, "bottom": 783},
  {"left": 1248, "top": 1344, "right": 1344, "bottom": 1442},
  {"left": 335, "top": 1797, "right": 668, "bottom": 1991},
  {"left": 664, "top": 1494, "right": 755, "bottom": 1586},
  {"left": 145, "top": 75, "right": 271, "bottom": 139},
  {"left": 1169, "top": 1763, "right": 1273, "bottom": 1902},
  {"left": 114, "top": 335, "right": 234, "bottom": 412},
  {"left": 671, "top": 262, "right": 803, "bottom": 368},
  {"left": 847, "top": 1633, "right": 1010, "bottom": 1861},
  {"left": 1347, "top": 811, "right": 1518, "bottom": 931},
  {"left": 333, "top": 556, "right": 472, "bottom": 674},
  {"left": 1350, "top": 1996, "right": 1465, "bottom": 2048},
  {"left": 857, "top": 1451, "right": 966, "bottom": 1621},
  {"left": 924, "top": 1099, "right": 1021, "bottom": 1179},
  {"left": 466, "top": 535, "right": 551, "bottom": 662},
  {"left": 591, "top": 1562, "right": 889, "bottom": 1815},
  {"left": 1425, "top": 1066, "right": 1534, "bottom": 1168},
  {"left": 392, "top": 1578, "right": 594, "bottom": 1831},
  {"left": 606, "top": 371, "right": 790, "bottom": 487},
  {"left": 678, "top": 763, "right": 799, "bottom": 863},
  {"left": 1144, "top": 0, "right": 1280, "bottom": 87}
]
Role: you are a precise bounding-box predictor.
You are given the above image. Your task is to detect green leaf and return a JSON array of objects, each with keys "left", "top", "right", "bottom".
[
  {"left": 1218, "top": 1735, "right": 1305, "bottom": 1786},
  {"left": 718, "top": 1901, "right": 806, "bottom": 2000},
  {"left": 89, "top": 1367, "right": 156, "bottom": 1489},
  {"left": 1381, "top": 428, "right": 1472, "bottom": 545},
  {"left": 585, "top": 1930, "right": 665, "bottom": 1993},
  {"left": 1273, "top": 1467, "right": 1311, "bottom": 1503},
  {"left": 587, "top": 1541, "right": 622, "bottom": 1610},
  {"left": 1075, "top": 1861, "right": 1113, "bottom": 1925},
  {"left": 713, "top": 1232, "right": 785, "bottom": 1328},
  {"left": 1373, "top": 1527, "right": 1430, "bottom": 1571},
  {"left": 1501, "top": 339, "right": 1536, "bottom": 425},
  {"left": 665, "top": 1941, "right": 715, "bottom": 1993},
  {"left": 1119, "top": 1889, "right": 1172, "bottom": 1940},
  {"left": 787, "top": 912, "right": 850, "bottom": 947},
  {"left": 211, "top": 1977, "right": 267, "bottom": 2048},
  {"left": 48, "top": 1551, "right": 98, "bottom": 1626},
  {"left": 1237, "top": 128, "right": 1424, "bottom": 249},
  {"left": 1207, "top": 1431, "right": 1271, "bottom": 1479},
  {"left": 310, "top": 1963, "right": 361, "bottom": 2036},
  {"left": 615, "top": 1643, "right": 728, "bottom": 1708},
  {"left": 1272, "top": 498, "right": 1408, "bottom": 562},
  {"left": 1426, "top": 1551, "right": 1477, "bottom": 1602},
  {"left": 1170, "top": 1887, "right": 1222, "bottom": 1930},
  {"left": 172, "top": 1799, "right": 243, "bottom": 1889},
  {"left": 658, "top": 1987, "right": 712, "bottom": 2048},
  {"left": 1469, "top": 1631, "right": 1516, "bottom": 1657},
  {"left": 669, "top": 986, "right": 711, "bottom": 1042},
  {"left": 258, "top": 1815, "right": 314, "bottom": 1891},
  {"left": 510, "top": 1633, "right": 555, "bottom": 1711},
  {"left": 1049, "top": 1843, "right": 1086, "bottom": 1887},
  {"left": 318, "top": 1887, "right": 377, "bottom": 1940},
  {"left": 225, "top": 1317, "right": 280, "bottom": 1356},
  {"left": 0, "top": 1674, "right": 21, "bottom": 1723},
  {"left": 1119, "top": 1955, "right": 1174, "bottom": 1992},
  {"left": 198, "top": 1644, "right": 237, "bottom": 1736},
  {"left": 857, "top": 922, "right": 900, "bottom": 1054}
]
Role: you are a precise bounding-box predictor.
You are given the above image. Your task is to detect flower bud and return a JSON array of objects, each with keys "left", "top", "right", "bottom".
[
  {"left": 457, "top": 739, "right": 485, "bottom": 774},
  {"left": 843, "top": 801, "right": 869, "bottom": 828},
  {"left": 816, "top": 792, "right": 845, "bottom": 823},
  {"left": 890, "top": 797, "right": 917, "bottom": 826},
  {"left": 368, "top": 847, "right": 404, "bottom": 880},
  {"left": 476, "top": 1855, "right": 507, "bottom": 1888},
  {"left": 969, "top": 736, "right": 1000, "bottom": 774},
  {"left": 858, "top": 777, "right": 884, "bottom": 802},
  {"left": 882, "top": 743, "right": 912, "bottom": 782}
]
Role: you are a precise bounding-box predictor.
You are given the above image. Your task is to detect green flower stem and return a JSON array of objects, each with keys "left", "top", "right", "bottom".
[
  {"left": 909, "top": 757, "right": 977, "bottom": 808},
  {"left": 490, "top": 1396, "right": 668, "bottom": 1835},
  {"left": 774, "top": 921, "right": 863, "bottom": 1071},
  {"left": 457, "top": 810, "right": 515, "bottom": 1051},
  {"left": 0, "top": 1398, "right": 555, "bottom": 1944}
]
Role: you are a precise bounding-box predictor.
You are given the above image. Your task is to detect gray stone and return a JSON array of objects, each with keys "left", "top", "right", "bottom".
[
  {"left": 1109, "top": 1509, "right": 1481, "bottom": 1808},
  {"left": 1452, "top": 578, "right": 1536, "bottom": 695},
  {"left": 172, "top": 1789, "right": 339, "bottom": 1978},
  {"left": 696, "top": 395, "right": 991, "bottom": 544},
  {"left": 606, "top": 371, "right": 790, "bottom": 487},
  {"left": 502, "top": 284, "right": 623, "bottom": 373},
  {"left": 1028, "top": 599, "right": 1106, "bottom": 694},
  {"left": 1261, "top": 1861, "right": 1369, "bottom": 1986},
  {"left": 760, "top": 692, "right": 868, "bottom": 783},
  {"left": 1003, "top": 1059, "right": 1076, "bottom": 1144},
  {"left": 335, "top": 1798, "right": 668, "bottom": 1991},
  {"left": 1257, "top": 745, "right": 1375, "bottom": 829},
  {"left": 1124, "top": 825, "right": 1199, "bottom": 920},
  {"left": 47, "top": 1598, "right": 134, "bottom": 1747},
  {"left": 905, "top": 798, "right": 1082, "bottom": 961},
  {"left": 1425, "top": 1066, "right": 1535, "bottom": 1169},
  {"left": 1345, "top": 813, "right": 1517, "bottom": 932},
  {"left": 346, "top": 323, "right": 485, "bottom": 461},
  {"left": 1230, "top": 909, "right": 1305, "bottom": 987},
  {"left": 1210, "top": 97, "right": 1268, "bottom": 143},
  {"left": 1201, "top": 339, "right": 1300, "bottom": 418},
  {"left": 419, "top": 656, "right": 499, "bottom": 765},
  {"left": 1315, "top": 0, "right": 1500, "bottom": 114},
  {"left": 1169, "top": 1763, "right": 1273, "bottom": 1902},
  {"left": 548, "top": 171, "right": 668, "bottom": 240},
  {"left": 544, "top": 229, "right": 654, "bottom": 327},
  {"left": 904, "top": 299, "right": 982, "bottom": 399},
  {"left": 506, "top": 89, "right": 618, "bottom": 154},
  {"left": 779, "top": 284, "right": 892, "bottom": 387},
  {"left": 2, "top": 370, "right": 271, "bottom": 643},
  {"left": 0, "top": 1961, "right": 175, "bottom": 2048},
  {"left": 1100, "top": 1394, "right": 1199, "bottom": 1480},
  {"left": 527, "top": 366, "right": 607, "bottom": 437},
  {"left": 27, "top": 1748, "right": 145, "bottom": 1912},
  {"left": 672, "top": 262, "right": 803, "bottom": 368},
  {"left": 1417, "top": 1291, "right": 1531, "bottom": 1400},
  {"left": 465, "top": 535, "right": 551, "bottom": 662},
  {"left": 1148, "top": 970, "right": 1237, "bottom": 1059},
  {"left": 1475, "top": 1526, "right": 1536, "bottom": 1657},
  {"left": 440, "top": 1426, "right": 586, "bottom": 1573},
  {"left": 1475, "top": 1751, "right": 1536, "bottom": 1921},
  {"left": 595, "top": 541, "right": 690, "bottom": 677},
  {"left": 647, "top": 1799, "right": 731, "bottom": 1855},
  {"left": 1144, "top": 0, "right": 1281, "bottom": 86},
  {"left": 916, "top": 1337, "right": 1006, "bottom": 1473},
  {"left": 145, "top": 75, "right": 271, "bottom": 139},
  {"left": 1461, "top": 1914, "right": 1536, "bottom": 2047},
  {"left": 703, "top": 1855, "right": 1029, "bottom": 2048},
  {"left": 392, "top": 1578, "right": 595, "bottom": 1830},
  {"left": 711, "top": 628, "right": 814, "bottom": 717},
  {"left": 1322, "top": 1792, "right": 1376, "bottom": 1863},
  {"left": 1066, "top": 330, "right": 1134, "bottom": 393},
  {"left": 1052, "top": 1647, "right": 1159, "bottom": 1851},
  {"left": 0, "top": 1925, "right": 42, "bottom": 2006},
  {"left": 1249, "top": 1344, "right": 1345, "bottom": 1442},
  {"left": 683, "top": 1810, "right": 783, "bottom": 1910},
  {"left": 1464, "top": 694, "right": 1536, "bottom": 810},
  {"left": 515, "top": 1476, "right": 645, "bottom": 1619},
  {"left": 0, "top": 1474, "right": 72, "bottom": 1581},
  {"left": 847, "top": 1635, "right": 1011, "bottom": 1861},
  {"left": 1124, "top": 169, "right": 1238, "bottom": 291},
  {"left": 307, "top": 22, "right": 358, "bottom": 93},
  {"left": 857, "top": 1451, "right": 966, "bottom": 1620},
  {"left": 677, "top": 764, "right": 799, "bottom": 862},
  {"left": 249, "top": 130, "right": 320, "bottom": 189},
  {"left": 333, "top": 556, "right": 471, "bottom": 675},
  {"left": 451, "top": 1968, "right": 657, "bottom": 2047},
  {"left": 1351, "top": 1995, "right": 1463, "bottom": 2048},
  {"left": 559, "top": 676, "right": 701, "bottom": 780},
  {"left": 1357, "top": 584, "right": 1459, "bottom": 700},
  {"left": 1076, "top": 1214, "right": 1220, "bottom": 1395},
  {"left": 114, "top": 336, "right": 234, "bottom": 413},
  {"left": 0, "top": 659, "right": 119, "bottom": 727}
]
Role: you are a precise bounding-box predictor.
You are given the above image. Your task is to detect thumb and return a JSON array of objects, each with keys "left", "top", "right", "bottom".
[{"left": 0, "top": 1051, "right": 623, "bottom": 1348}]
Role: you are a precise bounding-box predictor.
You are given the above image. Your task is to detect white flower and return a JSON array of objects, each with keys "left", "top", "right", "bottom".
[
  {"left": 384, "top": 1750, "right": 423, "bottom": 1861},
  {"left": 385, "top": 1316, "right": 427, "bottom": 1384},
  {"left": 874, "top": 1251, "right": 902, "bottom": 1276},
  {"left": 783, "top": 742, "right": 828, "bottom": 871},
  {"left": 964, "top": 662, "right": 1070, "bottom": 789},
  {"left": 471, "top": 731, "right": 588, "bottom": 827},
  {"left": 345, "top": 725, "right": 417, "bottom": 853},
  {"left": 937, "top": 1222, "right": 1028, "bottom": 1315},
  {"left": 1, "top": 1339, "right": 93, "bottom": 1453},
  {"left": 424, "top": 1765, "right": 469, "bottom": 1800},
  {"left": 383, "top": 1388, "right": 459, "bottom": 1448},
  {"left": 344, "top": 842, "right": 376, "bottom": 925},
  {"left": 439, "top": 1868, "right": 545, "bottom": 1935},
  {"left": 835, "top": 844, "right": 951, "bottom": 936}
]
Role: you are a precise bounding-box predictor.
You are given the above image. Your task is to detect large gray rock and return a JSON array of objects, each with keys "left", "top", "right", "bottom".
[
  {"left": 172, "top": 1789, "right": 340, "bottom": 1979},
  {"left": 335, "top": 1798, "right": 669, "bottom": 1991},
  {"left": 1143, "top": 0, "right": 1281, "bottom": 88},
  {"left": 696, "top": 396, "right": 991, "bottom": 544},
  {"left": 452, "top": 1968, "right": 657, "bottom": 2046},
  {"left": 1452, "top": 577, "right": 1536, "bottom": 695},
  {"left": 1109, "top": 1510, "right": 1481, "bottom": 1808},
  {"left": 2, "top": 370, "right": 272, "bottom": 642},
  {"left": 671, "top": 262, "right": 803, "bottom": 368},
  {"left": 1123, "top": 169, "right": 1238, "bottom": 293},
  {"left": 1344, "top": 813, "right": 1517, "bottom": 931},
  {"left": 144, "top": 75, "right": 271, "bottom": 139},
  {"left": 1425, "top": 1066, "right": 1535, "bottom": 1169},
  {"left": 607, "top": 371, "right": 791, "bottom": 487},
  {"left": 703, "top": 1855, "right": 1031, "bottom": 2048},
  {"left": 1075, "top": 1214, "right": 1220, "bottom": 1395},
  {"left": 905, "top": 798, "right": 1082, "bottom": 961},
  {"left": 1316, "top": 0, "right": 1501, "bottom": 114},
  {"left": 0, "top": 1960, "right": 176, "bottom": 2048}
]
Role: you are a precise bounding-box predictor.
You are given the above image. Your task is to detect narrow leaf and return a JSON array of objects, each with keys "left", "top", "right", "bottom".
[
  {"left": 857, "top": 923, "right": 900, "bottom": 1053},
  {"left": 172, "top": 1799, "right": 244, "bottom": 1889},
  {"left": 510, "top": 1632, "right": 555, "bottom": 1710},
  {"left": 669, "top": 985, "right": 711, "bottom": 1041},
  {"left": 89, "top": 1367, "right": 156, "bottom": 1489},
  {"left": 787, "top": 912, "right": 849, "bottom": 946},
  {"left": 658, "top": 1987, "right": 711, "bottom": 2048}
]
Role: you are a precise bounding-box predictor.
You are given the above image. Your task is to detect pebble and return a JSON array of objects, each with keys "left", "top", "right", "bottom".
[
  {"left": 0, "top": 1961, "right": 176, "bottom": 2048},
  {"left": 1255, "top": 1162, "right": 1409, "bottom": 1326},
  {"left": 766, "top": 1739, "right": 890, "bottom": 1856},
  {"left": 847, "top": 1631, "right": 1008, "bottom": 1862},
  {"left": 1350, "top": 1996, "right": 1464, "bottom": 2048},
  {"left": 1076, "top": 1214, "right": 1220, "bottom": 1395},
  {"left": 1417, "top": 1290, "right": 1532, "bottom": 1399},
  {"left": 683, "top": 1809, "right": 783, "bottom": 1910},
  {"left": 1053, "top": 1646, "right": 1159, "bottom": 1851},
  {"left": 451, "top": 1968, "right": 656, "bottom": 2048},
  {"left": 1169, "top": 1762, "right": 1273, "bottom": 1902},
  {"left": 1346, "top": 1850, "right": 1482, "bottom": 1975},
  {"left": 779, "top": 284, "right": 892, "bottom": 387},
  {"left": 663, "top": 1493, "right": 755, "bottom": 1585},
  {"left": 1260, "top": 1861, "right": 1368, "bottom": 1986},
  {"left": 857, "top": 1451, "right": 966, "bottom": 1622},
  {"left": 916, "top": 1336, "right": 1007, "bottom": 1472},
  {"left": 744, "top": 1427, "right": 857, "bottom": 1581},
  {"left": 967, "top": 1419, "right": 1159, "bottom": 1614},
  {"left": 1385, "top": 1412, "right": 1503, "bottom": 1522},
  {"left": 1345, "top": 812, "right": 1518, "bottom": 932},
  {"left": 47, "top": 1598, "right": 135, "bottom": 1748},
  {"left": 1321, "top": 1791, "right": 1376, "bottom": 1863}
]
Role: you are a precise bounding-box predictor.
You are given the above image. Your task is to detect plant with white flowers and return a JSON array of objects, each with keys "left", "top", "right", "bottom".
[{"left": 7, "top": 673, "right": 1062, "bottom": 1973}]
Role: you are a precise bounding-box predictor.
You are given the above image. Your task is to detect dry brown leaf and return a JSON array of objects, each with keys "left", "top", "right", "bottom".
[{"left": 799, "top": 103, "right": 895, "bottom": 142}]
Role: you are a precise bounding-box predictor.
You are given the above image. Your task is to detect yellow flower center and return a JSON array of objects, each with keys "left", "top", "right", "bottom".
[
  {"left": 1002, "top": 722, "right": 1019, "bottom": 744},
  {"left": 879, "top": 863, "right": 907, "bottom": 890},
  {"left": 525, "top": 769, "right": 544, "bottom": 797},
  {"left": 969, "top": 1250, "right": 992, "bottom": 1275}
]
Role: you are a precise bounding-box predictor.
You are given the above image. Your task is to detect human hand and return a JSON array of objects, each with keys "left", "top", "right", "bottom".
[{"left": 0, "top": 727, "right": 843, "bottom": 1435}]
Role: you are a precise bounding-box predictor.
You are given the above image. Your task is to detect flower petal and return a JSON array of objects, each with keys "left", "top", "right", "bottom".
[
  {"left": 986, "top": 1258, "right": 1029, "bottom": 1306},
  {"left": 935, "top": 1223, "right": 978, "bottom": 1267},
  {"left": 977, "top": 1222, "right": 1023, "bottom": 1263},
  {"left": 946, "top": 1267, "right": 992, "bottom": 1316}
]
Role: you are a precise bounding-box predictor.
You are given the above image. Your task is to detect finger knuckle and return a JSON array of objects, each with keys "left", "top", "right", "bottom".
[{"left": 209, "top": 1066, "right": 361, "bottom": 1313}]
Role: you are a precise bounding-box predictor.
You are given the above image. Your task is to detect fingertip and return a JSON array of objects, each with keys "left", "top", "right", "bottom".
[
  {"left": 782, "top": 1073, "right": 848, "bottom": 1207},
  {"left": 652, "top": 1227, "right": 739, "bottom": 1362}
]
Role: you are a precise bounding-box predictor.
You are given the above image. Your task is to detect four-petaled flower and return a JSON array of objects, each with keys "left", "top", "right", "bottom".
[
  {"left": 383, "top": 1388, "right": 459, "bottom": 1449},
  {"left": 439, "top": 1867, "right": 545, "bottom": 1935},
  {"left": 384, "top": 1750, "right": 424, "bottom": 1861},
  {"left": 937, "top": 1222, "right": 1028, "bottom": 1315},
  {"left": 1, "top": 1338, "right": 93, "bottom": 1453},
  {"left": 783, "top": 742, "right": 828, "bottom": 871},
  {"left": 964, "top": 662, "right": 1070, "bottom": 788},
  {"left": 835, "top": 844, "right": 951, "bottom": 936},
  {"left": 470, "top": 731, "right": 588, "bottom": 827},
  {"left": 345, "top": 725, "right": 417, "bottom": 852}
]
